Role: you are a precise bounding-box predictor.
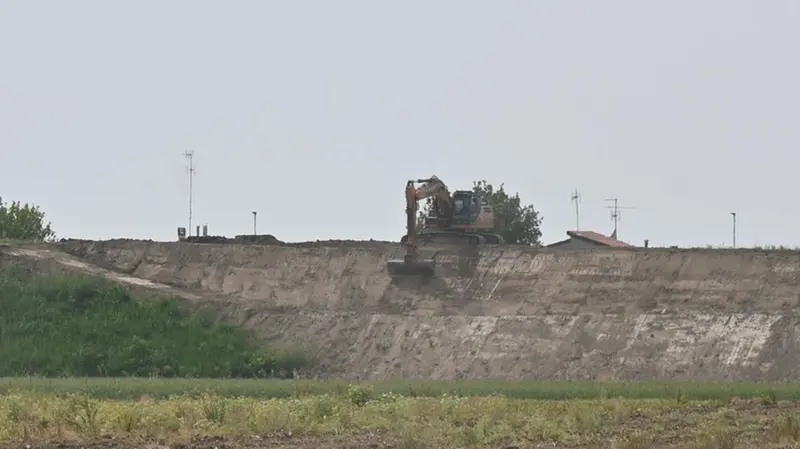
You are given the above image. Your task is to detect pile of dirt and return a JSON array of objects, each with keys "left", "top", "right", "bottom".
[
  {"left": 184, "top": 234, "right": 285, "bottom": 245},
  {"left": 62, "top": 235, "right": 397, "bottom": 248}
]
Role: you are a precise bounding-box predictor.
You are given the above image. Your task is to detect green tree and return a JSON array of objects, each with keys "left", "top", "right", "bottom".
[
  {"left": 0, "top": 197, "right": 56, "bottom": 241},
  {"left": 417, "top": 180, "right": 543, "bottom": 246}
]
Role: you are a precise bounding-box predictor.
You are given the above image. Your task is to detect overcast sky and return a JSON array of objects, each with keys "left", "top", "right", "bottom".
[{"left": 1, "top": 1, "right": 798, "bottom": 247}]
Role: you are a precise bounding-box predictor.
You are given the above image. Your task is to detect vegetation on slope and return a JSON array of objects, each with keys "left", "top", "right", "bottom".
[{"left": 0, "top": 268, "right": 308, "bottom": 378}]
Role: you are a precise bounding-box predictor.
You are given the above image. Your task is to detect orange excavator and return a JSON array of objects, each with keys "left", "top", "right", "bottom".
[{"left": 387, "top": 176, "right": 505, "bottom": 276}]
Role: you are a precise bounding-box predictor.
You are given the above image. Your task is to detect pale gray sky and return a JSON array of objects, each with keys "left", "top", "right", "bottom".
[{"left": 2, "top": 1, "right": 798, "bottom": 247}]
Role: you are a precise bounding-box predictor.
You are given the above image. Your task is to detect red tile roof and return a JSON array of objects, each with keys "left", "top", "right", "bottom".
[{"left": 566, "top": 230, "right": 632, "bottom": 248}]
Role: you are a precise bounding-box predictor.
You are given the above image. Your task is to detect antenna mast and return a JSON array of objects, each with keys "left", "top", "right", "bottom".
[
  {"left": 183, "top": 150, "right": 195, "bottom": 233},
  {"left": 571, "top": 189, "right": 581, "bottom": 230},
  {"left": 604, "top": 197, "right": 636, "bottom": 239}
]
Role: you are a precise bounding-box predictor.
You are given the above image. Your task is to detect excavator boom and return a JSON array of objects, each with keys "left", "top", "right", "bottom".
[{"left": 387, "top": 177, "right": 449, "bottom": 276}]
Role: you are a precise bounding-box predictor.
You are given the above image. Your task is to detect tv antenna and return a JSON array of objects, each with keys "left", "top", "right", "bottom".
[
  {"left": 571, "top": 189, "right": 581, "bottom": 230},
  {"left": 183, "top": 150, "right": 195, "bottom": 233},
  {"left": 604, "top": 197, "right": 636, "bottom": 239}
]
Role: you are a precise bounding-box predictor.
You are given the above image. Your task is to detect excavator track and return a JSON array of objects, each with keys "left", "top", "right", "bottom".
[{"left": 415, "top": 230, "right": 505, "bottom": 246}]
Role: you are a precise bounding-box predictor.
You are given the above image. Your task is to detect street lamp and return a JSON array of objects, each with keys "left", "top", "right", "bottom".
[
  {"left": 730, "top": 212, "right": 736, "bottom": 248},
  {"left": 252, "top": 211, "right": 257, "bottom": 236}
]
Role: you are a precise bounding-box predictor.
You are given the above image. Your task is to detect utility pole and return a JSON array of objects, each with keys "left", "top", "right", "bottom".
[
  {"left": 571, "top": 189, "right": 581, "bottom": 230},
  {"left": 731, "top": 212, "right": 736, "bottom": 248},
  {"left": 252, "top": 211, "right": 257, "bottom": 235},
  {"left": 183, "top": 150, "right": 195, "bottom": 233},
  {"left": 604, "top": 198, "right": 636, "bottom": 239}
]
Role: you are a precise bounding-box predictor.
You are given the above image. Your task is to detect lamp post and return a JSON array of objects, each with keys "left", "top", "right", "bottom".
[
  {"left": 730, "top": 212, "right": 736, "bottom": 248},
  {"left": 252, "top": 211, "right": 257, "bottom": 236}
]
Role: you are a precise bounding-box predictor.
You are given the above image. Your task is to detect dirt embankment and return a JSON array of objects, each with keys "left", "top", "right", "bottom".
[{"left": 9, "top": 238, "right": 800, "bottom": 381}]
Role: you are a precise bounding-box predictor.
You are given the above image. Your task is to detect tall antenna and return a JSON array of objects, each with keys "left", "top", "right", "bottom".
[
  {"left": 183, "top": 150, "right": 195, "bottom": 233},
  {"left": 571, "top": 189, "right": 581, "bottom": 230},
  {"left": 604, "top": 197, "right": 636, "bottom": 239}
]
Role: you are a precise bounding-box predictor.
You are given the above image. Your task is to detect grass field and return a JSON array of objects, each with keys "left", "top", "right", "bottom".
[
  {"left": 3, "top": 377, "right": 800, "bottom": 402},
  {"left": 1, "top": 388, "right": 800, "bottom": 448},
  {"left": 3, "top": 377, "right": 799, "bottom": 448}
]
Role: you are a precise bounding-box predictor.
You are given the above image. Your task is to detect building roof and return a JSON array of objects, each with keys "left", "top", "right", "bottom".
[{"left": 566, "top": 230, "right": 632, "bottom": 247}]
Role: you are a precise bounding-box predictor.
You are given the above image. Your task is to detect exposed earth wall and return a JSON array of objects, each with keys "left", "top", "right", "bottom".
[{"left": 5, "top": 238, "right": 800, "bottom": 381}]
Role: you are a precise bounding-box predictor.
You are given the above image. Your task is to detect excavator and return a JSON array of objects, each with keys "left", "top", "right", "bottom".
[{"left": 387, "top": 176, "right": 505, "bottom": 276}]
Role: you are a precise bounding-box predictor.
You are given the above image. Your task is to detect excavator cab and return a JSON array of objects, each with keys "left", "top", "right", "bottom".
[
  {"left": 424, "top": 190, "right": 490, "bottom": 229},
  {"left": 423, "top": 191, "right": 480, "bottom": 227},
  {"left": 450, "top": 191, "right": 482, "bottom": 224}
]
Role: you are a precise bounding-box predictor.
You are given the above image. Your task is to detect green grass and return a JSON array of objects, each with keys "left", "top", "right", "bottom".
[
  {"left": 2, "top": 377, "right": 800, "bottom": 401},
  {"left": 0, "top": 268, "right": 309, "bottom": 378}
]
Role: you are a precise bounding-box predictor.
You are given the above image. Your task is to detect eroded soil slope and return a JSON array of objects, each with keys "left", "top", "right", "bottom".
[{"left": 9, "top": 239, "right": 800, "bottom": 380}]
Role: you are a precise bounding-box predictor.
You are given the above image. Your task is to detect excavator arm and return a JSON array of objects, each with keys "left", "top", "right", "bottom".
[
  {"left": 389, "top": 176, "right": 452, "bottom": 276},
  {"left": 403, "top": 176, "right": 452, "bottom": 246}
]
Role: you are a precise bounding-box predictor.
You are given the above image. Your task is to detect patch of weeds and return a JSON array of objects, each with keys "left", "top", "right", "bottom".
[
  {"left": 675, "top": 388, "right": 687, "bottom": 405},
  {"left": 598, "top": 386, "right": 609, "bottom": 400},
  {"left": 614, "top": 432, "right": 653, "bottom": 449},
  {"left": 308, "top": 394, "right": 338, "bottom": 420},
  {"left": 172, "top": 398, "right": 198, "bottom": 426},
  {"left": 771, "top": 415, "right": 800, "bottom": 443},
  {"left": 200, "top": 394, "right": 226, "bottom": 424},
  {"left": 563, "top": 403, "right": 602, "bottom": 433},
  {"left": 446, "top": 416, "right": 516, "bottom": 448},
  {"left": 115, "top": 404, "right": 142, "bottom": 433},
  {"left": 345, "top": 383, "right": 373, "bottom": 407},
  {"left": 762, "top": 389, "right": 777, "bottom": 406},
  {"left": 395, "top": 420, "right": 436, "bottom": 449},
  {"left": 714, "top": 407, "right": 737, "bottom": 423},
  {"left": 604, "top": 397, "right": 630, "bottom": 424},
  {"left": 292, "top": 383, "right": 320, "bottom": 398},
  {"left": 56, "top": 394, "right": 100, "bottom": 436},
  {"left": 694, "top": 426, "right": 735, "bottom": 449}
]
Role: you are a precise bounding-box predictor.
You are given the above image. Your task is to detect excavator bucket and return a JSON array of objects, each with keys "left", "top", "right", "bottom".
[{"left": 387, "top": 256, "right": 436, "bottom": 276}]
